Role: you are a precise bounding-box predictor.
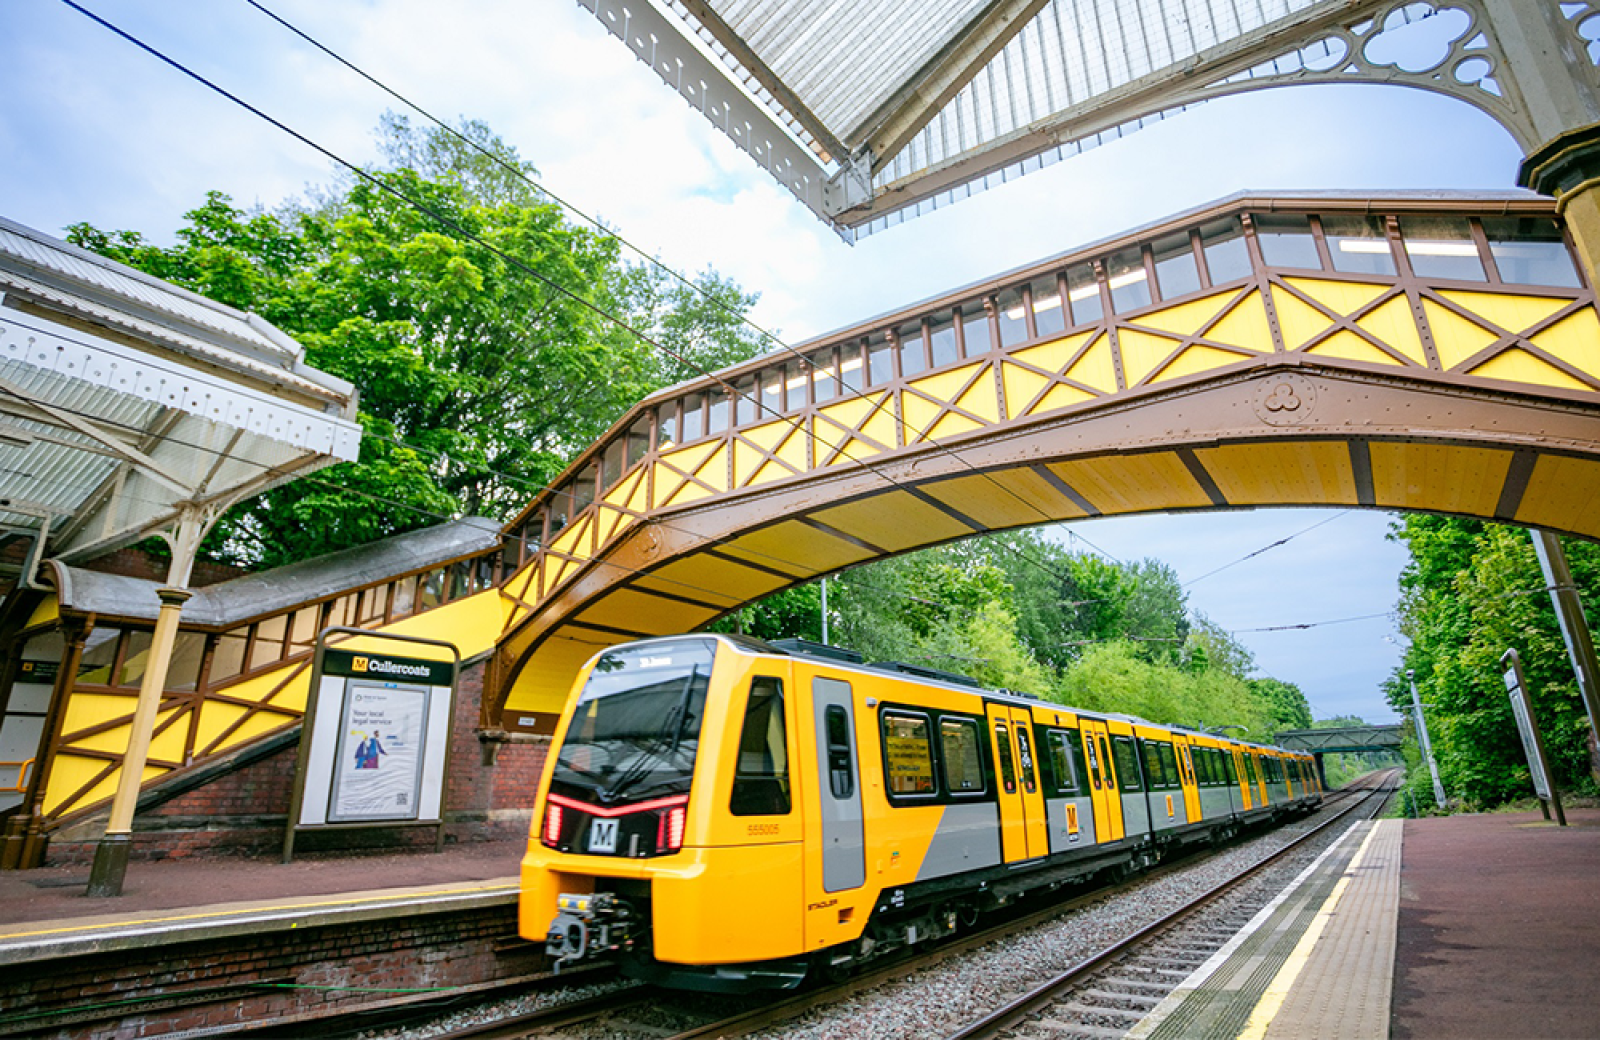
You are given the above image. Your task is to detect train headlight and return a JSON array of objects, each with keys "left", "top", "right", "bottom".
[{"left": 542, "top": 802, "right": 564, "bottom": 848}]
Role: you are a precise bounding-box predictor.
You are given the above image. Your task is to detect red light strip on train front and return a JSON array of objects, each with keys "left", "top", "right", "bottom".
[{"left": 546, "top": 792, "right": 689, "bottom": 818}]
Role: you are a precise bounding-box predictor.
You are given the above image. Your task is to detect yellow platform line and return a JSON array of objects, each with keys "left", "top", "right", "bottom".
[
  {"left": 0, "top": 878, "right": 519, "bottom": 942},
  {"left": 1235, "top": 824, "right": 1383, "bottom": 1040}
]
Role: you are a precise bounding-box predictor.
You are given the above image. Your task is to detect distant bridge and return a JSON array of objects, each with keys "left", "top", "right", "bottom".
[{"left": 1275, "top": 725, "right": 1404, "bottom": 754}]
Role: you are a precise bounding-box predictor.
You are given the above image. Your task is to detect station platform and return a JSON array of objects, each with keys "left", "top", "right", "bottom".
[
  {"left": 0, "top": 840, "right": 531, "bottom": 1038},
  {"left": 1131, "top": 807, "right": 1600, "bottom": 1040},
  {"left": 0, "top": 832, "right": 518, "bottom": 934}
]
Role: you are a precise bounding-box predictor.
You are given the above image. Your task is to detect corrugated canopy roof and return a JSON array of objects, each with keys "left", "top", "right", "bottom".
[
  {"left": 585, "top": 0, "right": 1439, "bottom": 238},
  {"left": 0, "top": 215, "right": 362, "bottom": 576}
]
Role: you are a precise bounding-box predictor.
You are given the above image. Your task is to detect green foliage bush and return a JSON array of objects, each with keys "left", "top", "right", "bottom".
[{"left": 1388, "top": 516, "right": 1600, "bottom": 808}]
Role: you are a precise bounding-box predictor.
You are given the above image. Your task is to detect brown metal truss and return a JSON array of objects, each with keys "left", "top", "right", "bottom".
[{"left": 487, "top": 192, "right": 1600, "bottom": 723}]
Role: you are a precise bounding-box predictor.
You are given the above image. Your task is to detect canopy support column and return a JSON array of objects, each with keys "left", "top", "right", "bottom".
[{"left": 86, "top": 507, "right": 206, "bottom": 897}]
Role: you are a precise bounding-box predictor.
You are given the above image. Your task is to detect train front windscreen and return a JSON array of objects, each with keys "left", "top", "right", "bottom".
[{"left": 541, "top": 638, "right": 716, "bottom": 857}]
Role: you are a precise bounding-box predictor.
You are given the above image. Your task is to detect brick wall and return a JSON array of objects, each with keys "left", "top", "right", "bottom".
[
  {"left": 77, "top": 545, "right": 251, "bottom": 587},
  {"left": 0, "top": 902, "right": 539, "bottom": 1039},
  {"left": 45, "top": 656, "right": 550, "bottom": 864}
]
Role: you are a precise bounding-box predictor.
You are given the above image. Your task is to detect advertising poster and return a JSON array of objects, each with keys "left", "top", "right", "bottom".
[{"left": 329, "top": 680, "right": 430, "bottom": 822}]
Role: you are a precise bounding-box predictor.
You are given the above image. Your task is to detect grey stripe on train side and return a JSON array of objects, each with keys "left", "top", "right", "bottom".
[{"left": 914, "top": 801, "right": 1003, "bottom": 882}]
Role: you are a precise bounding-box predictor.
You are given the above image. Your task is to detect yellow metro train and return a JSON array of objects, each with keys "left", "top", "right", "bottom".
[{"left": 519, "top": 634, "right": 1320, "bottom": 990}]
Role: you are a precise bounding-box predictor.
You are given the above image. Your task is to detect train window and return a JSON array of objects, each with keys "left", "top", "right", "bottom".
[
  {"left": 1083, "top": 732, "right": 1102, "bottom": 790},
  {"left": 994, "top": 722, "right": 1017, "bottom": 794},
  {"left": 867, "top": 333, "right": 894, "bottom": 387},
  {"left": 1141, "top": 741, "right": 1168, "bottom": 790},
  {"left": 1112, "top": 737, "right": 1144, "bottom": 792},
  {"left": 1159, "top": 743, "right": 1181, "bottom": 790},
  {"left": 1048, "top": 730, "right": 1081, "bottom": 794},
  {"left": 730, "top": 677, "right": 790, "bottom": 816},
  {"left": 939, "top": 718, "right": 985, "bottom": 794},
  {"left": 1106, "top": 247, "right": 1152, "bottom": 312},
  {"left": 882, "top": 712, "right": 936, "bottom": 797},
  {"left": 824, "top": 705, "right": 854, "bottom": 799},
  {"left": 1015, "top": 727, "right": 1037, "bottom": 794},
  {"left": 1097, "top": 734, "right": 1116, "bottom": 790},
  {"left": 898, "top": 321, "right": 928, "bottom": 377},
  {"left": 1152, "top": 232, "right": 1201, "bottom": 300}
]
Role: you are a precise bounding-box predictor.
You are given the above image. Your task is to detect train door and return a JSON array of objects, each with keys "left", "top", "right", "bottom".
[
  {"left": 1080, "top": 720, "right": 1123, "bottom": 842},
  {"left": 811, "top": 677, "right": 865, "bottom": 892},
  {"left": 1008, "top": 707, "right": 1048, "bottom": 859},
  {"left": 1249, "top": 752, "right": 1268, "bottom": 806},
  {"left": 1230, "top": 747, "right": 1253, "bottom": 810},
  {"left": 1110, "top": 735, "right": 1150, "bottom": 838},
  {"left": 1174, "top": 738, "right": 1201, "bottom": 822},
  {"left": 985, "top": 705, "right": 1028, "bottom": 862}
]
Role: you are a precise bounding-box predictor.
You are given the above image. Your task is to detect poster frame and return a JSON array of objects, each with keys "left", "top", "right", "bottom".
[{"left": 282, "top": 627, "right": 461, "bottom": 862}]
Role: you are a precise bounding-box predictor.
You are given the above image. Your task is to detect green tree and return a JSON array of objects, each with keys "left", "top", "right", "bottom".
[
  {"left": 69, "top": 117, "right": 763, "bottom": 567},
  {"left": 1388, "top": 515, "right": 1600, "bottom": 806},
  {"left": 1250, "top": 677, "right": 1314, "bottom": 732}
]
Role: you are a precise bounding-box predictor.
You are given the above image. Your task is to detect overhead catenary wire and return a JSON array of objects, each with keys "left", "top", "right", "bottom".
[
  {"left": 234, "top": 0, "right": 1121, "bottom": 581},
  {"left": 1182, "top": 511, "right": 1351, "bottom": 587},
  {"left": 60, "top": 0, "right": 1093, "bottom": 594}
]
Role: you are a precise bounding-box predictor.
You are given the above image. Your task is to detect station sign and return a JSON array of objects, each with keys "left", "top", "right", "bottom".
[{"left": 283, "top": 630, "right": 461, "bottom": 861}]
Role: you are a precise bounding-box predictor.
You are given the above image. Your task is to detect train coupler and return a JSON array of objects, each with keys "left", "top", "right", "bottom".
[{"left": 545, "top": 891, "right": 637, "bottom": 973}]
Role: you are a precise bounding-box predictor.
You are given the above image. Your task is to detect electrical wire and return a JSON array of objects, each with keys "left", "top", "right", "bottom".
[
  {"left": 1182, "top": 511, "right": 1351, "bottom": 587},
  {"left": 60, "top": 0, "right": 1088, "bottom": 592}
]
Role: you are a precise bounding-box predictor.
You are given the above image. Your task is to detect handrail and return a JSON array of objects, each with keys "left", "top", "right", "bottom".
[{"left": 1, "top": 758, "right": 33, "bottom": 794}]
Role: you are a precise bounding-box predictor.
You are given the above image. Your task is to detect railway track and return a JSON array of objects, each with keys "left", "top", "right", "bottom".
[
  {"left": 397, "top": 775, "right": 1391, "bottom": 1040},
  {"left": 947, "top": 771, "right": 1398, "bottom": 1040}
]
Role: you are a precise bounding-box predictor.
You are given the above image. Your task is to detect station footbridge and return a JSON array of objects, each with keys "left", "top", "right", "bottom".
[{"left": 5, "top": 0, "right": 1600, "bottom": 870}]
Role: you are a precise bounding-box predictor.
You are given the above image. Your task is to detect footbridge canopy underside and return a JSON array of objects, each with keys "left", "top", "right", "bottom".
[{"left": 490, "top": 191, "right": 1600, "bottom": 729}]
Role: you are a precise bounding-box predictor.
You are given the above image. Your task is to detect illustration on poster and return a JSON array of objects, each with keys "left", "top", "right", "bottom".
[{"left": 351, "top": 731, "right": 387, "bottom": 769}]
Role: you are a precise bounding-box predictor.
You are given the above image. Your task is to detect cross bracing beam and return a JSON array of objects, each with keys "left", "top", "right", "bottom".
[{"left": 484, "top": 191, "right": 1600, "bottom": 727}]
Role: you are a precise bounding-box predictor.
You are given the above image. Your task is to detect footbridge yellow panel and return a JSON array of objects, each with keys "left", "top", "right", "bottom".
[{"left": 490, "top": 192, "right": 1600, "bottom": 726}]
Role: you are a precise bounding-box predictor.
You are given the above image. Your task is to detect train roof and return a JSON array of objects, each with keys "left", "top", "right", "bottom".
[{"left": 697, "top": 633, "right": 1307, "bottom": 754}]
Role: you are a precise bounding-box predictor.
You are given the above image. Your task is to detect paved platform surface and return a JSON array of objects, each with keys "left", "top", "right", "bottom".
[
  {"left": 1128, "top": 817, "right": 1398, "bottom": 1040},
  {"left": 0, "top": 839, "right": 523, "bottom": 961},
  {"left": 1392, "top": 807, "right": 1600, "bottom": 1040}
]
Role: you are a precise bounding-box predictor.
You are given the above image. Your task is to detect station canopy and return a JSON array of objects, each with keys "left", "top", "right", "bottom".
[
  {"left": 0, "top": 216, "right": 361, "bottom": 588},
  {"left": 582, "top": 0, "right": 1420, "bottom": 239}
]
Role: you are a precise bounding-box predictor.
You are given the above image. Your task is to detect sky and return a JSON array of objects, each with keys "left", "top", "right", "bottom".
[{"left": 1, "top": 0, "right": 1536, "bottom": 723}]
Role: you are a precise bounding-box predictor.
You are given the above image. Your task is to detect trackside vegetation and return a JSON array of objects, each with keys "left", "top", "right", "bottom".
[
  {"left": 1387, "top": 515, "right": 1600, "bottom": 808},
  {"left": 712, "top": 529, "right": 1317, "bottom": 741}
]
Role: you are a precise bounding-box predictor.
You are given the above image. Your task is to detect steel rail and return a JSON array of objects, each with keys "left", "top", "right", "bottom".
[{"left": 943, "top": 771, "right": 1399, "bottom": 1040}]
